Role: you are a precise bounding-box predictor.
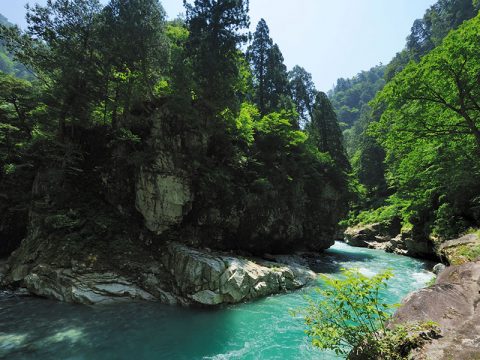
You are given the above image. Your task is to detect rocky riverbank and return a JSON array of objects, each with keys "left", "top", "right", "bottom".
[
  {"left": 391, "top": 259, "right": 480, "bottom": 359},
  {"left": 1, "top": 241, "right": 316, "bottom": 306},
  {"left": 343, "top": 222, "right": 480, "bottom": 265},
  {"left": 343, "top": 221, "right": 436, "bottom": 260}
]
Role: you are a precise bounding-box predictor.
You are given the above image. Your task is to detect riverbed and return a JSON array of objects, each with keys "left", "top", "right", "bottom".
[{"left": 0, "top": 242, "right": 434, "bottom": 359}]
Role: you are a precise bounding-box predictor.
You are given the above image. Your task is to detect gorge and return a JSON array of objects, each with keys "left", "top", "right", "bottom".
[{"left": 1, "top": 0, "right": 480, "bottom": 359}]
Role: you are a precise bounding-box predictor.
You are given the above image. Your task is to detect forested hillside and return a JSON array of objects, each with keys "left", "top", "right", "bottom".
[
  {"left": 340, "top": 0, "right": 480, "bottom": 247},
  {"left": 0, "top": 0, "right": 349, "bottom": 259},
  {"left": 0, "top": 14, "right": 29, "bottom": 78},
  {"left": 328, "top": 65, "right": 385, "bottom": 131}
]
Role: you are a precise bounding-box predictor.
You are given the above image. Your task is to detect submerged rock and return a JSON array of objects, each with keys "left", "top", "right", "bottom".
[{"left": 391, "top": 260, "right": 480, "bottom": 359}]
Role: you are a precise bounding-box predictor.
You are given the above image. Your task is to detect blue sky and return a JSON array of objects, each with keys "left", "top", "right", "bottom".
[{"left": 0, "top": 0, "right": 436, "bottom": 91}]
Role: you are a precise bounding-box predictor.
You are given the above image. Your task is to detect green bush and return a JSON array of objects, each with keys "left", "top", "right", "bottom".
[
  {"left": 297, "top": 268, "right": 440, "bottom": 359},
  {"left": 298, "top": 268, "right": 396, "bottom": 357},
  {"left": 432, "top": 202, "right": 468, "bottom": 240}
]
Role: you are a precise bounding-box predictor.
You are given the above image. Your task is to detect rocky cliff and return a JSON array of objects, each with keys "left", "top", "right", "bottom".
[{"left": 0, "top": 102, "right": 346, "bottom": 305}]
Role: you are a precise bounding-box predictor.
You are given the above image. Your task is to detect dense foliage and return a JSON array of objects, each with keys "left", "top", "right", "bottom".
[
  {"left": 335, "top": 0, "right": 480, "bottom": 242},
  {"left": 329, "top": 65, "right": 385, "bottom": 131},
  {"left": 371, "top": 14, "right": 480, "bottom": 239},
  {"left": 0, "top": 15, "right": 29, "bottom": 78},
  {"left": 0, "top": 0, "right": 350, "bottom": 256}
]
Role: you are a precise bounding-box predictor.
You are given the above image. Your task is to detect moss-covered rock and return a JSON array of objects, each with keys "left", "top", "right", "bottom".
[{"left": 438, "top": 233, "right": 480, "bottom": 265}]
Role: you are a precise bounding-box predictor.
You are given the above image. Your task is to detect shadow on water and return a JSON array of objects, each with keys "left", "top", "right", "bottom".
[
  {"left": 306, "top": 246, "right": 376, "bottom": 274},
  {"left": 0, "top": 297, "right": 236, "bottom": 360}
]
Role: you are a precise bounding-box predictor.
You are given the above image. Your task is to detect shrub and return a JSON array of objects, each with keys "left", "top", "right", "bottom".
[{"left": 296, "top": 268, "right": 441, "bottom": 359}]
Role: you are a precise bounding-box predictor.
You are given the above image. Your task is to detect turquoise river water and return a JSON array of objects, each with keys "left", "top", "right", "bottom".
[{"left": 0, "top": 242, "right": 434, "bottom": 360}]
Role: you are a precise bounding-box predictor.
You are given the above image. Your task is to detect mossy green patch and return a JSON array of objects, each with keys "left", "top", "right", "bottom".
[{"left": 447, "top": 244, "right": 480, "bottom": 265}]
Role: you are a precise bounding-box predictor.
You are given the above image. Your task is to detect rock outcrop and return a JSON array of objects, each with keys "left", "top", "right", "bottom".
[
  {"left": 344, "top": 222, "right": 397, "bottom": 249},
  {"left": 132, "top": 107, "right": 346, "bottom": 255},
  {"left": 2, "top": 239, "right": 316, "bottom": 306},
  {"left": 344, "top": 221, "right": 436, "bottom": 260},
  {"left": 391, "top": 260, "right": 480, "bottom": 359},
  {"left": 0, "top": 102, "right": 347, "bottom": 307}
]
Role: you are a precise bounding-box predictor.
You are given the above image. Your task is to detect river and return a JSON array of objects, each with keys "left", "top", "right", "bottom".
[{"left": 0, "top": 242, "right": 434, "bottom": 359}]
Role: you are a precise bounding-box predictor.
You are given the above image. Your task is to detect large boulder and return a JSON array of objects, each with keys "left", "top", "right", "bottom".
[
  {"left": 161, "top": 242, "right": 316, "bottom": 305},
  {"left": 390, "top": 260, "right": 480, "bottom": 359}
]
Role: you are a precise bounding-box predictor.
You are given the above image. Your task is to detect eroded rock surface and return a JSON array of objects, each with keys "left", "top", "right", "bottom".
[
  {"left": 391, "top": 260, "right": 480, "bottom": 359},
  {"left": 2, "top": 241, "right": 316, "bottom": 306}
]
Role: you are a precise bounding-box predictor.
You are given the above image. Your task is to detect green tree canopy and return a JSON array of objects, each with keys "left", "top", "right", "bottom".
[
  {"left": 309, "top": 92, "right": 349, "bottom": 171},
  {"left": 247, "top": 19, "right": 290, "bottom": 116},
  {"left": 288, "top": 65, "right": 317, "bottom": 126},
  {"left": 370, "top": 14, "right": 480, "bottom": 238},
  {"left": 184, "top": 0, "right": 250, "bottom": 114}
]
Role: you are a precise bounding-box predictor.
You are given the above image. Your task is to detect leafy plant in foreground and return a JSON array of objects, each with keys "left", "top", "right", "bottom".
[
  {"left": 300, "top": 269, "right": 395, "bottom": 356},
  {"left": 297, "top": 268, "right": 441, "bottom": 359}
]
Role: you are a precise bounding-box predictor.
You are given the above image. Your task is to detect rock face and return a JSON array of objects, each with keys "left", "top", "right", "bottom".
[
  {"left": 0, "top": 104, "right": 345, "bottom": 306},
  {"left": 136, "top": 169, "right": 193, "bottom": 235},
  {"left": 391, "top": 260, "right": 480, "bottom": 359},
  {"left": 344, "top": 221, "right": 436, "bottom": 260},
  {"left": 438, "top": 233, "right": 480, "bottom": 265},
  {"left": 2, "top": 241, "right": 316, "bottom": 306},
  {"left": 132, "top": 107, "right": 346, "bottom": 255},
  {"left": 344, "top": 222, "right": 398, "bottom": 248}
]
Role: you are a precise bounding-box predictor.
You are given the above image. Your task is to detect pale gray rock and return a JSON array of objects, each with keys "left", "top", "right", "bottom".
[
  {"left": 432, "top": 263, "right": 446, "bottom": 275},
  {"left": 135, "top": 168, "right": 192, "bottom": 235},
  {"left": 162, "top": 242, "right": 316, "bottom": 305},
  {"left": 3, "top": 241, "right": 316, "bottom": 306}
]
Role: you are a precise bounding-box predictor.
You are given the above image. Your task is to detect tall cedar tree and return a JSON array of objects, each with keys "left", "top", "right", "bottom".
[
  {"left": 247, "top": 19, "right": 290, "bottom": 116},
  {"left": 184, "top": 0, "right": 250, "bottom": 114},
  {"left": 246, "top": 19, "right": 272, "bottom": 115},
  {"left": 100, "top": 0, "right": 167, "bottom": 128},
  {"left": 288, "top": 65, "right": 317, "bottom": 125},
  {"left": 265, "top": 43, "right": 290, "bottom": 113},
  {"left": 309, "top": 92, "right": 350, "bottom": 171}
]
